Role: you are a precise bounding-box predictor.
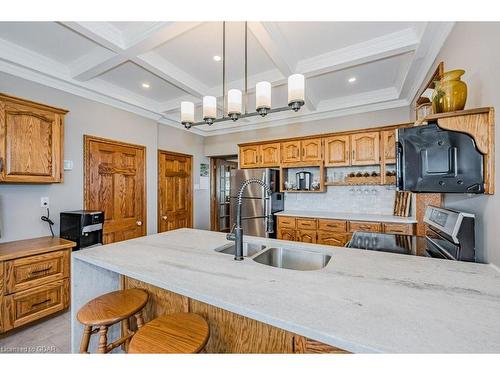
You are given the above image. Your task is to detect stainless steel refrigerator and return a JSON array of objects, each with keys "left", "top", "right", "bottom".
[{"left": 229, "top": 168, "right": 284, "bottom": 238}]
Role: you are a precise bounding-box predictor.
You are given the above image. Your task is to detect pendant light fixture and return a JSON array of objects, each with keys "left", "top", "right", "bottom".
[{"left": 180, "top": 22, "right": 305, "bottom": 129}]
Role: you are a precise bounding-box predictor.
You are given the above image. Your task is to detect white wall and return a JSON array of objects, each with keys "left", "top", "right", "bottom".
[
  {"left": 204, "top": 107, "right": 410, "bottom": 156},
  {"left": 0, "top": 71, "right": 209, "bottom": 243},
  {"left": 410, "top": 22, "right": 500, "bottom": 265}
]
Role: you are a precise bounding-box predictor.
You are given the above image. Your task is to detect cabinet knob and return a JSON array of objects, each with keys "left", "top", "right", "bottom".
[
  {"left": 162, "top": 215, "right": 168, "bottom": 221},
  {"left": 136, "top": 220, "right": 143, "bottom": 226}
]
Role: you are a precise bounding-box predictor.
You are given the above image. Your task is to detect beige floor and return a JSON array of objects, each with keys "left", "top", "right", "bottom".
[{"left": 0, "top": 311, "right": 70, "bottom": 354}]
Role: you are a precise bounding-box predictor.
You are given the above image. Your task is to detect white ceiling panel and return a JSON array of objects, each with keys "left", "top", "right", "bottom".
[
  {"left": 0, "top": 21, "right": 454, "bottom": 135},
  {"left": 308, "top": 53, "right": 413, "bottom": 99},
  {"left": 98, "top": 61, "right": 187, "bottom": 102},
  {"left": 275, "top": 22, "right": 423, "bottom": 61},
  {"left": 0, "top": 22, "right": 112, "bottom": 65}
]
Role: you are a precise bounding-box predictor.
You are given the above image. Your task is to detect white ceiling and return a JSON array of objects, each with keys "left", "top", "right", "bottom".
[{"left": 0, "top": 21, "right": 454, "bottom": 136}]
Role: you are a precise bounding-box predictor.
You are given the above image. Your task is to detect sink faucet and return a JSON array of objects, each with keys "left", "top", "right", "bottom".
[{"left": 227, "top": 178, "right": 274, "bottom": 261}]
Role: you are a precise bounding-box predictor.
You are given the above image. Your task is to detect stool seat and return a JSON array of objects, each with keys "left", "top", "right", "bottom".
[
  {"left": 128, "top": 313, "right": 210, "bottom": 354},
  {"left": 77, "top": 288, "right": 148, "bottom": 326}
]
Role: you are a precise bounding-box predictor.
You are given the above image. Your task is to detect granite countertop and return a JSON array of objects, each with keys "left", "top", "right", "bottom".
[
  {"left": 73, "top": 228, "right": 500, "bottom": 353},
  {"left": 275, "top": 210, "right": 417, "bottom": 224}
]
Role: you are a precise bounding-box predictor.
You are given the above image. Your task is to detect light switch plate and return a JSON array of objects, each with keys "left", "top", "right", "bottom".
[{"left": 64, "top": 160, "right": 73, "bottom": 170}]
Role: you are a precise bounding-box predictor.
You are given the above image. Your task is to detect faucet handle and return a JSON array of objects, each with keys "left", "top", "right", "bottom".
[{"left": 226, "top": 224, "right": 237, "bottom": 241}]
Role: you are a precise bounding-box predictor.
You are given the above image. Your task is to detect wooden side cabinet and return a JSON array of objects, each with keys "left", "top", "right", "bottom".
[
  {"left": 0, "top": 93, "right": 68, "bottom": 183},
  {"left": 0, "top": 237, "right": 74, "bottom": 334}
]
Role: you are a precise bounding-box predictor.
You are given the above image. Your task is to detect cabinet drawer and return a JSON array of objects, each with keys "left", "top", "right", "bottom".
[
  {"left": 277, "top": 216, "right": 296, "bottom": 229},
  {"left": 317, "top": 219, "right": 347, "bottom": 232},
  {"left": 383, "top": 223, "right": 414, "bottom": 235},
  {"left": 349, "top": 221, "right": 381, "bottom": 233},
  {"left": 296, "top": 218, "right": 317, "bottom": 230},
  {"left": 4, "top": 250, "right": 70, "bottom": 294},
  {"left": 296, "top": 230, "right": 317, "bottom": 244},
  {"left": 317, "top": 232, "right": 348, "bottom": 247},
  {"left": 3, "top": 279, "right": 69, "bottom": 331}
]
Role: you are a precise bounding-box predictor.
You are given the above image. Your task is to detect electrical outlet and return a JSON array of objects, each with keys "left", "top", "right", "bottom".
[{"left": 41, "top": 197, "right": 49, "bottom": 208}]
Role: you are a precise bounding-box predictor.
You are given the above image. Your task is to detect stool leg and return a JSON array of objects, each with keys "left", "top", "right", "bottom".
[
  {"left": 135, "top": 312, "right": 145, "bottom": 329},
  {"left": 98, "top": 325, "right": 109, "bottom": 354},
  {"left": 122, "top": 317, "right": 131, "bottom": 352},
  {"left": 79, "top": 325, "right": 92, "bottom": 354}
]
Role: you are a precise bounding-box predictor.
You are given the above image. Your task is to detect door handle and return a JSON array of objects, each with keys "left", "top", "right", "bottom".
[
  {"left": 136, "top": 220, "right": 143, "bottom": 226},
  {"left": 162, "top": 215, "right": 168, "bottom": 221}
]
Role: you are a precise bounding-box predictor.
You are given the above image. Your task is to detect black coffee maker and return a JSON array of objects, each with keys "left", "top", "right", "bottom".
[
  {"left": 60, "top": 210, "right": 104, "bottom": 250},
  {"left": 296, "top": 171, "right": 312, "bottom": 190}
]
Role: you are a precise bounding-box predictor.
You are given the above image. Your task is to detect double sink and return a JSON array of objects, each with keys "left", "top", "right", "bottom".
[{"left": 215, "top": 242, "right": 331, "bottom": 271}]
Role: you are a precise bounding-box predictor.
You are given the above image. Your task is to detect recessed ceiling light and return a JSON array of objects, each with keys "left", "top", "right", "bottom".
[
  {"left": 141, "top": 83, "right": 150, "bottom": 89},
  {"left": 348, "top": 77, "right": 357, "bottom": 83},
  {"left": 213, "top": 55, "right": 222, "bottom": 62}
]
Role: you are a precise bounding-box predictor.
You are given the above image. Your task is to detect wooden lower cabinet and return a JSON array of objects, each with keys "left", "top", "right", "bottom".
[
  {"left": 296, "top": 230, "right": 317, "bottom": 243},
  {"left": 277, "top": 215, "right": 415, "bottom": 246},
  {"left": 317, "top": 232, "right": 349, "bottom": 247},
  {"left": 0, "top": 237, "right": 74, "bottom": 334},
  {"left": 122, "top": 276, "right": 348, "bottom": 354}
]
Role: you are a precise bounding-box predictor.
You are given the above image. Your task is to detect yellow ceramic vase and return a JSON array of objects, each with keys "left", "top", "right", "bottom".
[{"left": 440, "top": 69, "right": 467, "bottom": 112}]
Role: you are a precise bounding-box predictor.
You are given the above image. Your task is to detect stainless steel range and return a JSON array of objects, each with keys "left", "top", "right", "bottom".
[{"left": 347, "top": 206, "right": 476, "bottom": 262}]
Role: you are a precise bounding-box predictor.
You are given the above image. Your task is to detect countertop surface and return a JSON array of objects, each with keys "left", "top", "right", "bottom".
[
  {"left": 0, "top": 236, "right": 75, "bottom": 261},
  {"left": 275, "top": 210, "right": 417, "bottom": 224},
  {"left": 73, "top": 228, "right": 500, "bottom": 353}
]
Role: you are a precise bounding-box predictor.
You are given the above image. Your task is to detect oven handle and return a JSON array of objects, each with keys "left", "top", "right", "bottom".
[{"left": 396, "top": 140, "right": 404, "bottom": 190}]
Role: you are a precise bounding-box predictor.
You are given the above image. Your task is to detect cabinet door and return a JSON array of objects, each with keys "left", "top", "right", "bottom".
[
  {"left": 351, "top": 132, "right": 380, "bottom": 166},
  {"left": 281, "top": 141, "right": 301, "bottom": 164},
  {"left": 301, "top": 138, "right": 323, "bottom": 162},
  {"left": 324, "top": 136, "right": 350, "bottom": 166},
  {"left": 317, "top": 231, "right": 348, "bottom": 247},
  {"left": 0, "top": 99, "right": 63, "bottom": 183},
  {"left": 277, "top": 228, "right": 296, "bottom": 241},
  {"left": 260, "top": 143, "right": 281, "bottom": 167},
  {"left": 296, "top": 230, "right": 317, "bottom": 244},
  {"left": 381, "top": 130, "right": 396, "bottom": 164},
  {"left": 239, "top": 145, "right": 261, "bottom": 168}
]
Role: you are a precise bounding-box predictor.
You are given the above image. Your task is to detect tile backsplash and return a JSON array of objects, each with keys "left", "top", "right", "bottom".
[{"left": 284, "top": 185, "right": 397, "bottom": 215}]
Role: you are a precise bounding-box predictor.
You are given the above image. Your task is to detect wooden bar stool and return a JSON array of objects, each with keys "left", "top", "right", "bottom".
[
  {"left": 77, "top": 288, "right": 149, "bottom": 353},
  {"left": 128, "top": 312, "right": 209, "bottom": 354}
]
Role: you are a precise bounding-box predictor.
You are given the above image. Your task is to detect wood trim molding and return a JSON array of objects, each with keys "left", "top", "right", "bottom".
[{"left": 0, "top": 93, "right": 68, "bottom": 114}]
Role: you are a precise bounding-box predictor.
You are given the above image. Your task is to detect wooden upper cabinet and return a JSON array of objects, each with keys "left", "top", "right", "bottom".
[
  {"left": 0, "top": 94, "right": 68, "bottom": 183},
  {"left": 351, "top": 132, "right": 380, "bottom": 166},
  {"left": 240, "top": 143, "right": 280, "bottom": 168},
  {"left": 381, "top": 130, "right": 396, "bottom": 164},
  {"left": 324, "top": 135, "right": 350, "bottom": 167},
  {"left": 301, "top": 138, "right": 323, "bottom": 162},
  {"left": 281, "top": 140, "right": 301, "bottom": 163},
  {"left": 239, "top": 145, "right": 260, "bottom": 168},
  {"left": 260, "top": 143, "right": 280, "bottom": 167}
]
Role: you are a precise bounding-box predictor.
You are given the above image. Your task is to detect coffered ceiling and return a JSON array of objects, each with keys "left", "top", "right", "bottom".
[{"left": 0, "top": 21, "right": 454, "bottom": 136}]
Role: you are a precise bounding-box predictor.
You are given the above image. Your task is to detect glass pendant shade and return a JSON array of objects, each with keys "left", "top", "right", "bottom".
[
  {"left": 288, "top": 74, "right": 305, "bottom": 104},
  {"left": 256, "top": 81, "right": 271, "bottom": 110},
  {"left": 180, "top": 101, "right": 194, "bottom": 124},
  {"left": 203, "top": 96, "right": 217, "bottom": 119},
  {"left": 227, "top": 89, "right": 242, "bottom": 115}
]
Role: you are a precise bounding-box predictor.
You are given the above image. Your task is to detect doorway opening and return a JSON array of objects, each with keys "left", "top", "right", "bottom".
[{"left": 210, "top": 156, "right": 238, "bottom": 232}]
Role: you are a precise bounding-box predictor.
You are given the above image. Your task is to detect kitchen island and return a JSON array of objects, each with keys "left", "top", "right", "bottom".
[{"left": 71, "top": 228, "right": 500, "bottom": 353}]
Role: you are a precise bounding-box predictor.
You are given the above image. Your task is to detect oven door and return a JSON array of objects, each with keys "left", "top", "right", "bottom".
[{"left": 425, "top": 233, "right": 459, "bottom": 260}]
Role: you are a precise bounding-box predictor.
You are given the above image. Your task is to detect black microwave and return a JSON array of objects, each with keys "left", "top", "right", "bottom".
[{"left": 396, "top": 123, "right": 484, "bottom": 193}]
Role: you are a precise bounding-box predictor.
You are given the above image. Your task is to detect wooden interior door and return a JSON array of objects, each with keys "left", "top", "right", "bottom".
[
  {"left": 158, "top": 150, "right": 192, "bottom": 232},
  {"left": 84, "top": 136, "right": 146, "bottom": 244},
  {"left": 350, "top": 132, "right": 380, "bottom": 166},
  {"left": 324, "top": 135, "right": 350, "bottom": 166}
]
